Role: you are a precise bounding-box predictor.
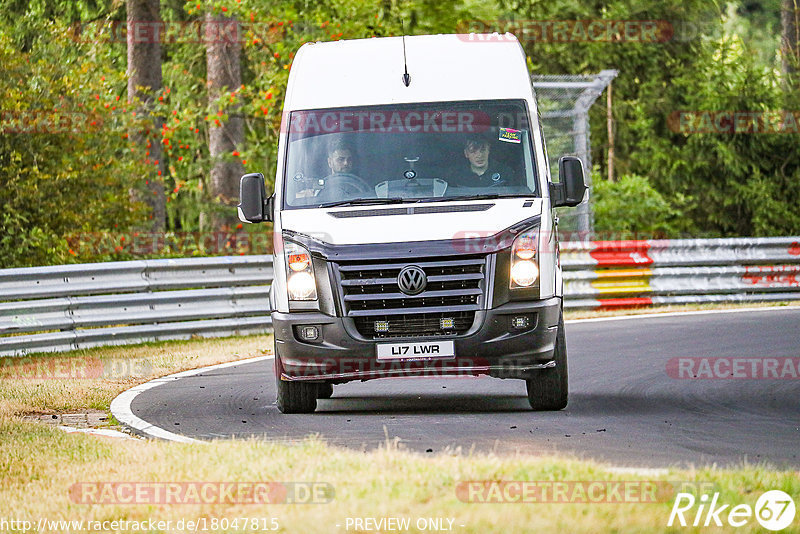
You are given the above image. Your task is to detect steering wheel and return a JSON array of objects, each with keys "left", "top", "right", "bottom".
[{"left": 324, "top": 173, "right": 373, "bottom": 196}]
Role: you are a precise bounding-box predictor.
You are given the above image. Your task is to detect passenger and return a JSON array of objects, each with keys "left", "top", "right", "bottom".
[{"left": 454, "top": 134, "right": 512, "bottom": 187}]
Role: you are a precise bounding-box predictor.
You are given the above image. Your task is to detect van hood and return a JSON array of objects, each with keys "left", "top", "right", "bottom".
[{"left": 279, "top": 198, "right": 542, "bottom": 246}]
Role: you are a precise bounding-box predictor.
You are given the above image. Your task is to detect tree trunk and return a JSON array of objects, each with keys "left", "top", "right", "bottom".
[
  {"left": 783, "top": 0, "right": 799, "bottom": 78},
  {"left": 126, "top": 0, "right": 165, "bottom": 231},
  {"left": 206, "top": 12, "right": 244, "bottom": 230}
]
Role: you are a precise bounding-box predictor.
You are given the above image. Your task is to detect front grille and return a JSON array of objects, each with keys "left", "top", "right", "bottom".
[
  {"left": 334, "top": 255, "right": 486, "bottom": 339},
  {"left": 354, "top": 311, "right": 475, "bottom": 339}
]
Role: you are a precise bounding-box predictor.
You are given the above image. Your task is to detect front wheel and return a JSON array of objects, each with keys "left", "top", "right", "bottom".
[
  {"left": 275, "top": 343, "right": 317, "bottom": 413},
  {"left": 276, "top": 377, "right": 318, "bottom": 413},
  {"left": 317, "top": 383, "right": 333, "bottom": 399},
  {"left": 525, "top": 311, "right": 568, "bottom": 411}
]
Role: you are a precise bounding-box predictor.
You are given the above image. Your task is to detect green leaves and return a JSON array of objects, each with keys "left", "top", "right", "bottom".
[
  {"left": 0, "top": 18, "right": 146, "bottom": 267},
  {"left": 592, "top": 174, "right": 685, "bottom": 238},
  {"left": 1, "top": 0, "right": 797, "bottom": 268}
]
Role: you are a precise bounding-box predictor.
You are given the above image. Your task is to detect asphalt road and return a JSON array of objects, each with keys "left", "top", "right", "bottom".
[{"left": 129, "top": 308, "right": 800, "bottom": 468}]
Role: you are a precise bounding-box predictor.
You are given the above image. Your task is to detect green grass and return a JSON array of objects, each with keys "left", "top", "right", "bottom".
[
  {"left": 1, "top": 305, "right": 799, "bottom": 533},
  {"left": 0, "top": 418, "right": 798, "bottom": 533},
  {"left": 0, "top": 334, "right": 272, "bottom": 419}
]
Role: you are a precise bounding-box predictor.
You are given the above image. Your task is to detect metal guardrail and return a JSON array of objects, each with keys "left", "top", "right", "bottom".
[
  {"left": 2, "top": 237, "right": 799, "bottom": 356},
  {"left": 562, "top": 237, "right": 800, "bottom": 309},
  {"left": 0, "top": 257, "right": 273, "bottom": 356}
]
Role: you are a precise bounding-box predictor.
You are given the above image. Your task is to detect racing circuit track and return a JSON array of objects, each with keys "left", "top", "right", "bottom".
[{"left": 118, "top": 308, "right": 800, "bottom": 468}]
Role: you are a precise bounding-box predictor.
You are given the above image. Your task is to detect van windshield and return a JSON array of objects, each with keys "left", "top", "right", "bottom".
[{"left": 282, "top": 99, "right": 539, "bottom": 209}]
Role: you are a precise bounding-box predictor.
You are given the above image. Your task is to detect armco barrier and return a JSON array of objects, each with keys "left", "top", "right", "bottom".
[
  {"left": 0, "top": 256, "right": 273, "bottom": 356},
  {"left": 1, "top": 238, "right": 799, "bottom": 356},
  {"left": 562, "top": 237, "right": 800, "bottom": 310}
]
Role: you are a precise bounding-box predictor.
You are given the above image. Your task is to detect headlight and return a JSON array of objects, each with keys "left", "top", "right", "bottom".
[
  {"left": 510, "top": 228, "right": 539, "bottom": 288},
  {"left": 284, "top": 241, "right": 317, "bottom": 300}
]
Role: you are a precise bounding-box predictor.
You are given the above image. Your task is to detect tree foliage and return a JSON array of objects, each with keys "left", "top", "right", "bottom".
[
  {"left": 592, "top": 174, "right": 682, "bottom": 237},
  {"left": 0, "top": 0, "right": 797, "bottom": 268},
  {"left": 0, "top": 14, "right": 147, "bottom": 267},
  {"left": 501, "top": 0, "right": 799, "bottom": 237}
]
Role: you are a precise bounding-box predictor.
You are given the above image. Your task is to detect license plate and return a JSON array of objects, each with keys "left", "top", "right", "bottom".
[{"left": 376, "top": 340, "right": 455, "bottom": 360}]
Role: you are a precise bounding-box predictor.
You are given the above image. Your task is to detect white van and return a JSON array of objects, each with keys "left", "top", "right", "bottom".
[{"left": 238, "top": 33, "right": 587, "bottom": 413}]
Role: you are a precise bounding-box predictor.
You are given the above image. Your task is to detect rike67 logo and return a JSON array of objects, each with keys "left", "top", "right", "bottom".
[{"left": 669, "top": 490, "right": 796, "bottom": 531}]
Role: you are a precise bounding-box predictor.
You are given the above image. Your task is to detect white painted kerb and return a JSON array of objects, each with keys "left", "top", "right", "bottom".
[{"left": 110, "top": 355, "right": 273, "bottom": 443}]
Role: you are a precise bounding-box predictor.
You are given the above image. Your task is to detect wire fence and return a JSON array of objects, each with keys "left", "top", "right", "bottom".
[{"left": 533, "top": 70, "right": 617, "bottom": 234}]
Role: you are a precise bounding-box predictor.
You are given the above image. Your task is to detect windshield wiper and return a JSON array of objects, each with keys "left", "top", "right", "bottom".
[
  {"left": 318, "top": 197, "right": 410, "bottom": 208},
  {"left": 419, "top": 193, "right": 536, "bottom": 203}
]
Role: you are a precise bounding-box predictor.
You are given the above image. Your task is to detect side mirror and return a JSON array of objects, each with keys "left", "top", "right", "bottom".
[
  {"left": 238, "top": 173, "right": 274, "bottom": 223},
  {"left": 551, "top": 156, "right": 587, "bottom": 208}
]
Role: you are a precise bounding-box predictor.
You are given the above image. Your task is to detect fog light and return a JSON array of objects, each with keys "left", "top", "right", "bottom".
[
  {"left": 512, "top": 316, "right": 530, "bottom": 329},
  {"left": 374, "top": 320, "right": 390, "bottom": 333},
  {"left": 440, "top": 318, "right": 455, "bottom": 330},
  {"left": 298, "top": 325, "right": 320, "bottom": 341}
]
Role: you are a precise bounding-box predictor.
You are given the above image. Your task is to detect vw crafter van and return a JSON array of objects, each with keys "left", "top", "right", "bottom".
[{"left": 238, "top": 34, "right": 587, "bottom": 413}]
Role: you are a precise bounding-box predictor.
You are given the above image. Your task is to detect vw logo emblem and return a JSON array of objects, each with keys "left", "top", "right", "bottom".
[{"left": 397, "top": 265, "right": 427, "bottom": 295}]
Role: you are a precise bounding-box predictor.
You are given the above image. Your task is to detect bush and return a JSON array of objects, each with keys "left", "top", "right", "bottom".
[
  {"left": 0, "top": 17, "right": 146, "bottom": 268},
  {"left": 592, "top": 174, "right": 683, "bottom": 238}
]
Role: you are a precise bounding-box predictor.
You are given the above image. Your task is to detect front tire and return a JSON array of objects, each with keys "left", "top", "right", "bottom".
[
  {"left": 275, "top": 342, "right": 317, "bottom": 413},
  {"left": 276, "top": 376, "right": 318, "bottom": 413},
  {"left": 317, "top": 383, "right": 333, "bottom": 399},
  {"left": 526, "top": 311, "right": 568, "bottom": 411}
]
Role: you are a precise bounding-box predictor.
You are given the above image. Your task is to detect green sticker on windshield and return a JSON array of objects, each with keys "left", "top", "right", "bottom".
[{"left": 499, "top": 127, "right": 522, "bottom": 144}]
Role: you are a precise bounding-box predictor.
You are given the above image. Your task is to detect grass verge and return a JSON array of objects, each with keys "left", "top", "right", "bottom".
[
  {"left": 0, "top": 334, "right": 272, "bottom": 420},
  {"left": 0, "top": 417, "right": 798, "bottom": 533}
]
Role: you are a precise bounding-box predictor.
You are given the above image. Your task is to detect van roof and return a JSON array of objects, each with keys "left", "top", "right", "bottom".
[{"left": 284, "top": 34, "right": 534, "bottom": 111}]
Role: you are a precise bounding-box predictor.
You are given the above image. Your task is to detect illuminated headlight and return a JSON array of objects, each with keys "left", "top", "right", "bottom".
[
  {"left": 285, "top": 241, "right": 317, "bottom": 300},
  {"left": 510, "top": 228, "right": 540, "bottom": 288},
  {"left": 511, "top": 261, "right": 539, "bottom": 287}
]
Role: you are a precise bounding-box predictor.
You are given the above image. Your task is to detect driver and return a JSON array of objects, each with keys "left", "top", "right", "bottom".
[
  {"left": 327, "top": 140, "right": 355, "bottom": 175},
  {"left": 316, "top": 139, "right": 372, "bottom": 200}
]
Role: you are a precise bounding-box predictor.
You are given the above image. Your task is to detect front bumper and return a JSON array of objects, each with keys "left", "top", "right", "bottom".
[{"left": 273, "top": 297, "right": 561, "bottom": 382}]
